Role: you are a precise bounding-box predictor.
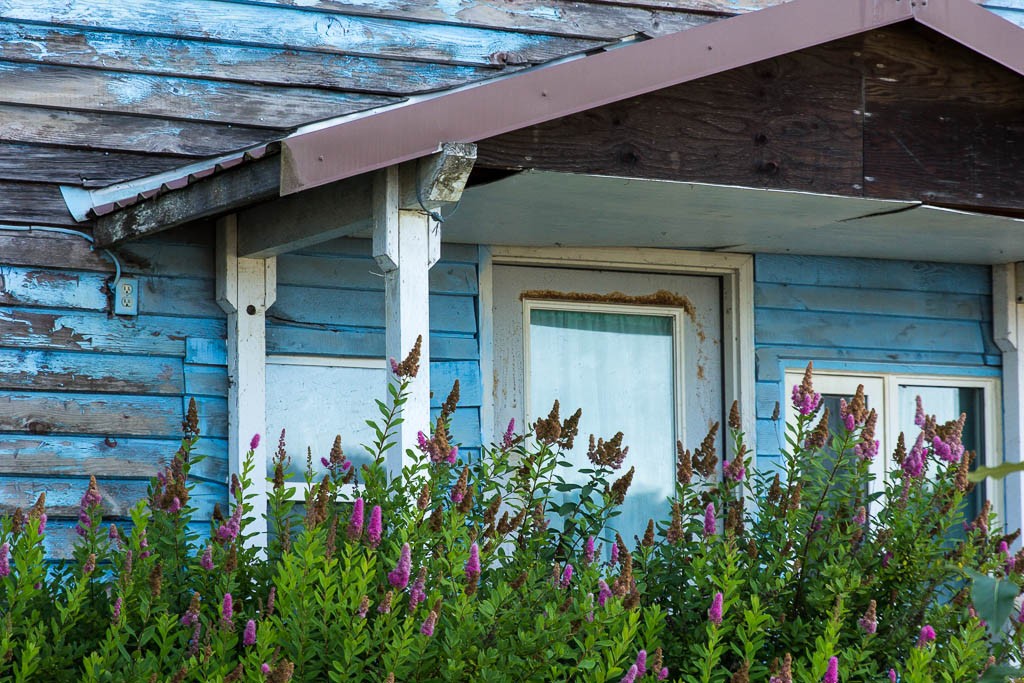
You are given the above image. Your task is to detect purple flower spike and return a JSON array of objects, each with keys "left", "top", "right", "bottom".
[
  {"left": 708, "top": 592, "right": 723, "bottom": 626},
  {"left": 598, "top": 579, "right": 612, "bottom": 607},
  {"left": 502, "top": 418, "right": 516, "bottom": 449},
  {"left": 465, "top": 543, "right": 481, "bottom": 585},
  {"left": 200, "top": 545, "right": 214, "bottom": 571},
  {"left": 250, "top": 433, "right": 260, "bottom": 451},
  {"left": 914, "top": 396, "right": 926, "bottom": 427},
  {"left": 704, "top": 503, "right": 716, "bottom": 537},
  {"left": 0, "top": 543, "right": 9, "bottom": 578},
  {"left": 112, "top": 597, "right": 122, "bottom": 622},
  {"left": 410, "top": 570, "right": 427, "bottom": 611},
  {"left": 889, "top": 668, "right": 897, "bottom": 682},
  {"left": 261, "top": 663, "right": 271, "bottom": 674},
  {"left": 620, "top": 664, "right": 638, "bottom": 683},
  {"left": 421, "top": 610, "right": 438, "bottom": 636},
  {"left": 917, "top": 624, "right": 936, "bottom": 647},
  {"left": 221, "top": 593, "right": 233, "bottom": 623},
  {"left": 390, "top": 358, "right": 401, "bottom": 375},
  {"left": 560, "top": 563, "right": 573, "bottom": 588},
  {"left": 446, "top": 445, "right": 458, "bottom": 465},
  {"left": 584, "top": 536, "right": 596, "bottom": 564},
  {"left": 347, "top": 498, "right": 365, "bottom": 541},
  {"left": 658, "top": 668, "right": 669, "bottom": 681},
  {"left": 243, "top": 619, "right": 257, "bottom": 646},
  {"left": 388, "top": 543, "right": 412, "bottom": 590},
  {"left": 38, "top": 513, "right": 46, "bottom": 535},
  {"left": 366, "top": 505, "right": 383, "bottom": 549},
  {"left": 634, "top": 650, "right": 647, "bottom": 677},
  {"left": 610, "top": 542, "right": 619, "bottom": 566},
  {"left": 824, "top": 656, "right": 838, "bottom": 683}
]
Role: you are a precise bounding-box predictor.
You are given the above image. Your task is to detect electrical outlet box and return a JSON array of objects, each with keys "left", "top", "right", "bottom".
[{"left": 114, "top": 278, "right": 139, "bottom": 316}]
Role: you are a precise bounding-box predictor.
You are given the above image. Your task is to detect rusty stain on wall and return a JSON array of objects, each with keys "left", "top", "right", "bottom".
[{"left": 519, "top": 288, "right": 697, "bottom": 321}]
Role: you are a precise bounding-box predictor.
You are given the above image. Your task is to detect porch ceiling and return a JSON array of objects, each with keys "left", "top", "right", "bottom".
[{"left": 440, "top": 171, "right": 1024, "bottom": 265}]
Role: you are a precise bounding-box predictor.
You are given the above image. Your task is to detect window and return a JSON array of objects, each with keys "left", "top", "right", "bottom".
[
  {"left": 524, "top": 300, "right": 686, "bottom": 546},
  {"left": 266, "top": 355, "right": 384, "bottom": 498},
  {"left": 783, "top": 370, "right": 1001, "bottom": 521}
]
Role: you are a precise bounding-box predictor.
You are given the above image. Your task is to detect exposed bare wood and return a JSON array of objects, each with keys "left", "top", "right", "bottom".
[
  {"left": 221, "top": 0, "right": 716, "bottom": 38},
  {"left": 0, "top": 104, "right": 278, "bottom": 157},
  {"left": 0, "top": 0, "right": 607, "bottom": 67},
  {"left": 0, "top": 181, "right": 78, "bottom": 226},
  {"left": 0, "top": 228, "right": 110, "bottom": 270},
  {"left": 0, "top": 143, "right": 190, "bottom": 187},
  {"left": 237, "top": 173, "right": 372, "bottom": 258},
  {"left": 398, "top": 142, "right": 478, "bottom": 211},
  {"left": 0, "top": 21, "right": 510, "bottom": 95},
  {"left": 93, "top": 155, "right": 281, "bottom": 248},
  {"left": 477, "top": 37, "right": 865, "bottom": 196},
  {"left": 0, "top": 61, "right": 398, "bottom": 128},
  {"left": 582, "top": 0, "right": 785, "bottom": 11}
]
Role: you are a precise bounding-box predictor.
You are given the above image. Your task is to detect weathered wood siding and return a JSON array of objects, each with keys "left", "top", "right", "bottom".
[
  {"left": 265, "top": 238, "right": 484, "bottom": 459},
  {"left": 0, "top": 224, "right": 228, "bottom": 557},
  {"left": 753, "top": 254, "right": 998, "bottom": 471}
]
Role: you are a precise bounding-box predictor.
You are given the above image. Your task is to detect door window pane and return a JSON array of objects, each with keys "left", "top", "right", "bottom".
[
  {"left": 897, "top": 385, "right": 985, "bottom": 535},
  {"left": 528, "top": 307, "right": 677, "bottom": 545}
]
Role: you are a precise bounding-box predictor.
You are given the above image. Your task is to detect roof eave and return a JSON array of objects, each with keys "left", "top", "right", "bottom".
[{"left": 280, "top": 0, "right": 918, "bottom": 195}]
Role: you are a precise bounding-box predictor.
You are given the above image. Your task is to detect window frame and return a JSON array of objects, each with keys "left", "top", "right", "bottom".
[
  {"left": 521, "top": 298, "right": 689, "bottom": 463},
  {"left": 783, "top": 368, "right": 1002, "bottom": 520}
]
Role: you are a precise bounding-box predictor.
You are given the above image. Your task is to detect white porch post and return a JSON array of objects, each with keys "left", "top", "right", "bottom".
[
  {"left": 217, "top": 214, "right": 276, "bottom": 548},
  {"left": 993, "top": 263, "right": 1024, "bottom": 540},
  {"left": 372, "top": 143, "right": 476, "bottom": 469}
]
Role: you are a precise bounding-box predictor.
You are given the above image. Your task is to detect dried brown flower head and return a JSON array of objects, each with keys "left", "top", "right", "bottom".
[
  {"left": 441, "top": 379, "right": 460, "bottom": 422},
  {"left": 642, "top": 519, "right": 655, "bottom": 547},
  {"left": 416, "top": 483, "right": 432, "bottom": 511},
  {"left": 767, "top": 474, "right": 782, "bottom": 506},
  {"left": 148, "top": 562, "right": 163, "bottom": 598},
  {"left": 393, "top": 335, "right": 422, "bottom": 379},
  {"left": 609, "top": 466, "right": 635, "bottom": 505},
  {"left": 693, "top": 423, "right": 720, "bottom": 478},
  {"left": 893, "top": 432, "right": 907, "bottom": 465},
  {"left": 268, "top": 660, "right": 295, "bottom": 683},
  {"left": 535, "top": 401, "right": 563, "bottom": 446},
  {"left": 484, "top": 495, "right": 502, "bottom": 526},
  {"left": 676, "top": 441, "right": 693, "bottom": 485},
  {"left": 667, "top": 502, "right": 683, "bottom": 544},
  {"left": 771, "top": 401, "right": 781, "bottom": 422},
  {"left": 728, "top": 400, "right": 741, "bottom": 431},
  {"left": 511, "top": 570, "right": 528, "bottom": 590},
  {"left": 184, "top": 397, "right": 200, "bottom": 437},
  {"left": 560, "top": 408, "right": 583, "bottom": 450},
  {"left": 429, "top": 506, "right": 444, "bottom": 532},
  {"left": 730, "top": 660, "right": 750, "bottom": 683},
  {"left": 955, "top": 450, "right": 976, "bottom": 492},
  {"left": 587, "top": 432, "right": 628, "bottom": 470},
  {"left": 457, "top": 485, "right": 474, "bottom": 515},
  {"left": 804, "top": 407, "right": 830, "bottom": 450}
]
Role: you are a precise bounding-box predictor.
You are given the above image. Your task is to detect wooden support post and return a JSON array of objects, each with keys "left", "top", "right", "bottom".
[
  {"left": 371, "top": 143, "right": 476, "bottom": 469},
  {"left": 994, "top": 263, "right": 1024, "bottom": 542},
  {"left": 217, "top": 214, "right": 276, "bottom": 549}
]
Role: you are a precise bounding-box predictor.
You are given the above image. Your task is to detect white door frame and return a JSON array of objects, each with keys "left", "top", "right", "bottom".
[{"left": 478, "top": 245, "right": 755, "bottom": 464}]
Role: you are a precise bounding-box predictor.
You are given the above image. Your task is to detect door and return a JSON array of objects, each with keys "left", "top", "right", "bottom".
[{"left": 492, "top": 264, "right": 723, "bottom": 544}]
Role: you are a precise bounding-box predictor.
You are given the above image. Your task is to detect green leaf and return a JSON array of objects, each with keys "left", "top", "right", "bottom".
[
  {"left": 968, "top": 461, "right": 1024, "bottom": 482},
  {"left": 966, "top": 568, "right": 1020, "bottom": 636},
  {"left": 978, "top": 664, "right": 1022, "bottom": 683}
]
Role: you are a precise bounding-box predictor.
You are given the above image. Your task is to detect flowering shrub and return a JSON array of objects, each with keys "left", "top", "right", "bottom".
[
  {"left": 0, "top": 351, "right": 1021, "bottom": 682},
  {"left": 640, "top": 364, "right": 1023, "bottom": 682},
  {"left": 0, "top": 342, "right": 663, "bottom": 682}
]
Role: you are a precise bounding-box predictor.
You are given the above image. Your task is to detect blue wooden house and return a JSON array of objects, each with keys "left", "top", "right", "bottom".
[{"left": 2, "top": 0, "right": 1024, "bottom": 553}]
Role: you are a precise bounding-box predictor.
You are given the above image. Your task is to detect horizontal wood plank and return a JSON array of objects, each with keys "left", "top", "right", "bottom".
[
  {"left": 277, "top": 254, "right": 477, "bottom": 295},
  {"left": 184, "top": 363, "right": 228, "bottom": 397},
  {"left": 267, "top": 324, "right": 478, "bottom": 361},
  {"left": 224, "top": 0, "right": 715, "bottom": 39},
  {"left": 754, "top": 347, "right": 997, "bottom": 383},
  {"left": 0, "top": 181, "right": 77, "bottom": 226},
  {"left": 0, "top": 103, "right": 277, "bottom": 157},
  {"left": 755, "top": 309, "right": 988, "bottom": 354},
  {"left": 270, "top": 286, "right": 477, "bottom": 334},
  {"left": 0, "top": 475, "right": 224, "bottom": 517},
  {"left": 0, "top": 142, "right": 189, "bottom": 186},
  {"left": 0, "top": 434, "right": 228, "bottom": 482},
  {"left": 0, "top": 348, "right": 183, "bottom": 395},
  {"left": 0, "top": 0, "right": 606, "bottom": 66},
  {"left": 755, "top": 282, "right": 990, "bottom": 322},
  {"left": 0, "top": 228, "right": 112, "bottom": 271},
  {"left": 0, "top": 391, "right": 225, "bottom": 438},
  {"left": 119, "top": 242, "right": 215, "bottom": 279},
  {"left": 0, "top": 20, "right": 505, "bottom": 95},
  {"left": 0, "top": 61, "right": 397, "bottom": 128},
  {"left": 754, "top": 254, "right": 991, "bottom": 294},
  {"left": 0, "top": 308, "right": 225, "bottom": 355}
]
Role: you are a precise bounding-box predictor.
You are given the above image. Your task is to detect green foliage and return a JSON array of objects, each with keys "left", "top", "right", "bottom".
[{"left": 0, "top": 362, "right": 1022, "bottom": 682}]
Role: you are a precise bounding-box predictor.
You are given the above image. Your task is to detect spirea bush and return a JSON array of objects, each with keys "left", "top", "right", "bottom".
[{"left": 0, "top": 350, "right": 1022, "bottom": 682}]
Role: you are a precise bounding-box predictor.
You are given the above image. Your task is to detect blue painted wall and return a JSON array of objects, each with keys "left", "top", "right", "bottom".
[{"left": 752, "top": 254, "right": 999, "bottom": 472}]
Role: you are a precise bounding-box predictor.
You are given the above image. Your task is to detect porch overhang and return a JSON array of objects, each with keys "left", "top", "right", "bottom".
[{"left": 440, "top": 171, "right": 1024, "bottom": 265}]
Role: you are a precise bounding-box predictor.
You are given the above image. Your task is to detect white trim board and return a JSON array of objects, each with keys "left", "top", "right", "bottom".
[{"left": 480, "top": 245, "right": 756, "bottom": 464}]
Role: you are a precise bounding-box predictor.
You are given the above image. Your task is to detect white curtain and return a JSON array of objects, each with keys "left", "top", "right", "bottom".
[{"left": 528, "top": 308, "right": 677, "bottom": 547}]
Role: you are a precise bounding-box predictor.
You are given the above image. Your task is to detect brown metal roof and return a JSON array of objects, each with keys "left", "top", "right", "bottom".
[{"left": 280, "top": 0, "right": 1024, "bottom": 195}]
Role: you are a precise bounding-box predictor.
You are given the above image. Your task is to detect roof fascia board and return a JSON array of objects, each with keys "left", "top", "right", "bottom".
[
  {"left": 281, "top": 0, "right": 914, "bottom": 195},
  {"left": 914, "top": 0, "right": 1024, "bottom": 75}
]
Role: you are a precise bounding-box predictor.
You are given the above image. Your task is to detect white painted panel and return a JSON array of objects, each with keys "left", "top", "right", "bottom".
[{"left": 266, "top": 362, "right": 384, "bottom": 479}]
